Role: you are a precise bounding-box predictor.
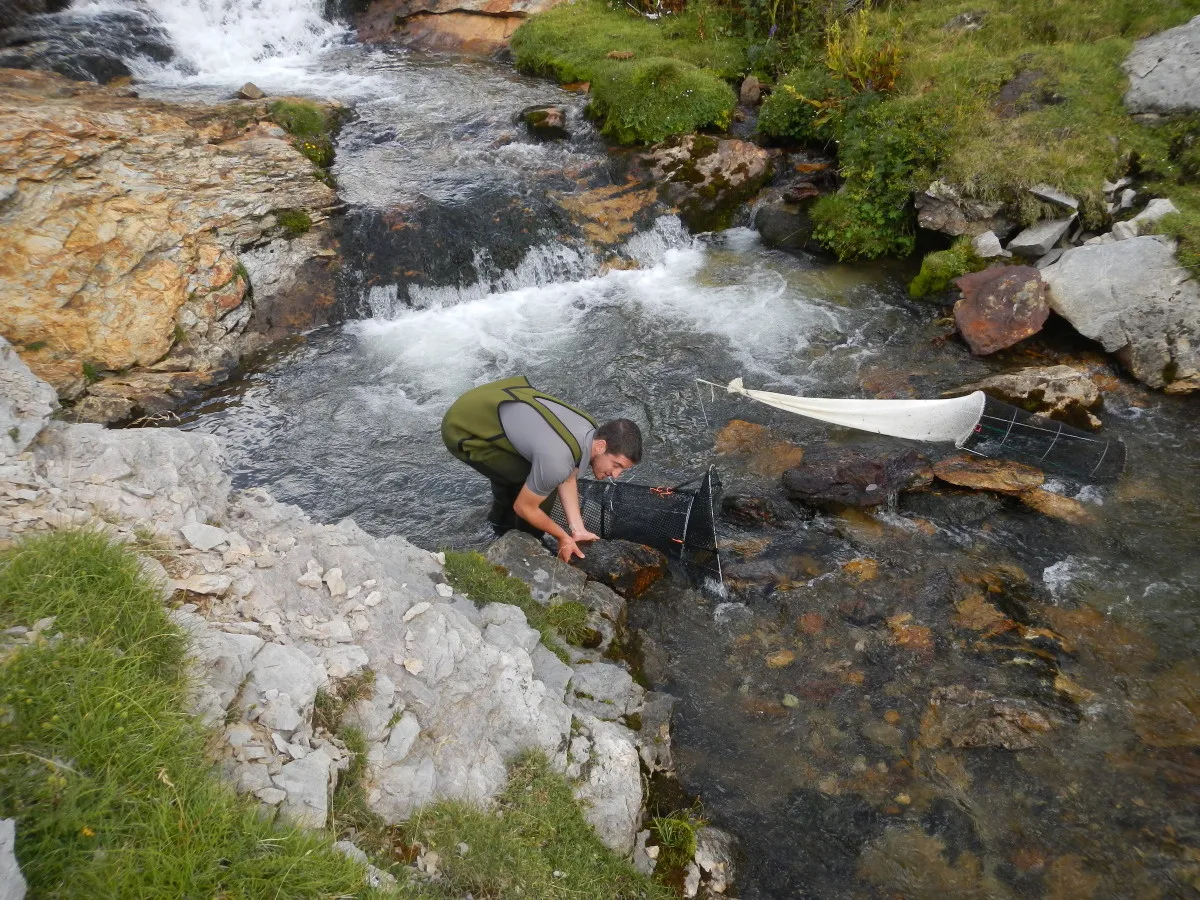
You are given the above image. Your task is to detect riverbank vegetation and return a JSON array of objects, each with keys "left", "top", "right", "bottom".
[
  {"left": 0, "top": 531, "right": 661, "bottom": 898},
  {"left": 513, "top": 0, "right": 1200, "bottom": 265},
  {"left": 0, "top": 531, "right": 373, "bottom": 897}
]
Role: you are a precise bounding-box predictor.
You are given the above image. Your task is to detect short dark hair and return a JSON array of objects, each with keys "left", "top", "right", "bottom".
[{"left": 595, "top": 419, "right": 642, "bottom": 463}]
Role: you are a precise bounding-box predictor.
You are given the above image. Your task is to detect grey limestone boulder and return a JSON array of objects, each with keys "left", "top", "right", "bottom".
[
  {"left": 0, "top": 819, "right": 26, "bottom": 900},
  {"left": 1124, "top": 14, "right": 1200, "bottom": 113},
  {"left": 485, "top": 530, "right": 586, "bottom": 604},
  {"left": 569, "top": 661, "right": 644, "bottom": 721},
  {"left": 1042, "top": 236, "right": 1200, "bottom": 392},
  {"left": 574, "top": 715, "right": 643, "bottom": 855},
  {"left": 273, "top": 749, "right": 335, "bottom": 828},
  {"left": 0, "top": 336, "right": 57, "bottom": 458}
]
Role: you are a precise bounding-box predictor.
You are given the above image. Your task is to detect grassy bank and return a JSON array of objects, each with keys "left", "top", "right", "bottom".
[
  {"left": 0, "top": 531, "right": 374, "bottom": 897},
  {"left": 511, "top": 0, "right": 743, "bottom": 144},
  {"left": 757, "top": 0, "right": 1200, "bottom": 262},
  {"left": 0, "top": 531, "right": 663, "bottom": 898}
]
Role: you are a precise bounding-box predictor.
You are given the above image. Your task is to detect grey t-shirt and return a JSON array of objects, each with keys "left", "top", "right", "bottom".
[{"left": 498, "top": 399, "right": 595, "bottom": 497}]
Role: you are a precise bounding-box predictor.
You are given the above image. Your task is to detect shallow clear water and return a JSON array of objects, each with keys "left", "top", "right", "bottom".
[{"left": 44, "top": 2, "right": 1200, "bottom": 895}]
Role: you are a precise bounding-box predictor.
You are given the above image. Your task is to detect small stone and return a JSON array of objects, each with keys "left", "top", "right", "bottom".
[
  {"left": 895, "top": 793, "right": 912, "bottom": 805},
  {"left": 972, "top": 230, "right": 1012, "bottom": 259},
  {"left": 323, "top": 567, "right": 346, "bottom": 597},
  {"left": 765, "top": 649, "right": 796, "bottom": 668},
  {"left": 683, "top": 861, "right": 702, "bottom": 898},
  {"left": 1006, "top": 217, "right": 1075, "bottom": 257},
  {"left": 180, "top": 522, "right": 229, "bottom": 551},
  {"left": 403, "top": 601, "right": 431, "bottom": 621},
  {"left": 434, "top": 583, "right": 453, "bottom": 598},
  {"left": 364, "top": 590, "right": 383, "bottom": 607},
  {"left": 1029, "top": 183, "right": 1079, "bottom": 210},
  {"left": 403, "top": 658, "right": 425, "bottom": 675},
  {"left": 782, "top": 694, "right": 800, "bottom": 708},
  {"left": 297, "top": 560, "right": 323, "bottom": 589},
  {"left": 237, "top": 82, "right": 266, "bottom": 100}
]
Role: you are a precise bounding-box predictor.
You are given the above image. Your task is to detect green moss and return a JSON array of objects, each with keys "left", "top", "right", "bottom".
[
  {"left": 274, "top": 207, "right": 313, "bottom": 237},
  {"left": 0, "top": 531, "right": 372, "bottom": 897},
  {"left": 589, "top": 55, "right": 736, "bottom": 145},
  {"left": 909, "top": 236, "right": 988, "bottom": 298},
  {"left": 268, "top": 99, "right": 338, "bottom": 168},
  {"left": 512, "top": 0, "right": 743, "bottom": 145}
]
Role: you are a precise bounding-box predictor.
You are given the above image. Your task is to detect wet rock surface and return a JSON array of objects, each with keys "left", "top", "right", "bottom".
[
  {"left": 952, "top": 265, "right": 1050, "bottom": 355},
  {"left": 0, "top": 69, "right": 340, "bottom": 422},
  {"left": 932, "top": 454, "right": 1045, "bottom": 493},
  {"left": 782, "top": 448, "right": 932, "bottom": 510},
  {"left": 948, "top": 365, "right": 1103, "bottom": 429},
  {"left": 570, "top": 539, "right": 667, "bottom": 600},
  {"left": 638, "top": 134, "right": 772, "bottom": 233}
]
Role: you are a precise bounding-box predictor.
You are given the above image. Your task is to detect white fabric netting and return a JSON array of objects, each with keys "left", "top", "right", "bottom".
[{"left": 724, "top": 378, "right": 987, "bottom": 446}]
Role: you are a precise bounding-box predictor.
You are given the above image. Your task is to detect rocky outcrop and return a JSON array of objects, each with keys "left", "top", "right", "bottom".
[
  {"left": 0, "top": 68, "right": 341, "bottom": 422},
  {"left": 915, "top": 180, "right": 1015, "bottom": 238},
  {"left": 638, "top": 135, "right": 773, "bottom": 233},
  {"left": 952, "top": 266, "right": 1050, "bottom": 355},
  {"left": 1124, "top": 14, "right": 1200, "bottom": 114},
  {"left": 355, "top": 0, "right": 558, "bottom": 53},
  {"left": 1041, "top": 236, "right": 1200, "bottom": 392},
  {"left": 570, "top": 540, "right": 667, "bottom": 600},
  {"left": 0, "top": 353, "right": 665, "bottom": 859},
  {"left": 1, "top": 335, "right": 57, "bottom": 456}
]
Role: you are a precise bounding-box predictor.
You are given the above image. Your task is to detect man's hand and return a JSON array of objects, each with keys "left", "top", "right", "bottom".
[
  {"left": 571, "top": 528, "right": 600, "bottom": 544},
  {"left": 557, "top": 536, "right": 585, "bottom": 562}
]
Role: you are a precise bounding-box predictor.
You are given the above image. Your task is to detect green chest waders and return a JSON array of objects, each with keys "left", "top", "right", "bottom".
[{"left": 441, "top": 377, "right": 597, "bottom": 528}]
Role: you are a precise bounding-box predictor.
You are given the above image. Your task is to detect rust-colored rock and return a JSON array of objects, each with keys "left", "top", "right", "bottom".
[
  {"left": 919, "top": 685, "right": 1058, "bottom": 751},
  {"left": 1132, "top": 664, "right": 1200, "bottom": 748},
  {"left": 933, "top": 454, "right": 1045, "bottom": 493},
  {"left": 714, "top": 419, "right": 804, "bottom": 478},
  {"left": 1018, "top": 488, "right": 1095, "bottom": 524},
  {"left": 887, "top": 613, "right": 934, "bottom": 652},
  {"left": 953, "top": 593, "right": 1009, "bottom": 632},
  {"left": 765, "top": 649, "right": 795, "bottom": 668},
  {"left": 842, "top": 558, "right": 878, "bottom": 582},
  {"left": 570, "top": 539, "right": 667, "bottom": 599},
  {"left": 953, "top": 265, "right": 1050, "bottom": 355},
  {"left": 0, "top": 69, "right": 338, "bottom": 422},
  {"left": 740, "top": 696, "right": 790, "bottom": 718},
  {"left": 355, "top": 0, "right": 563, "bottom": 48},
  {"left": 553, "top": 178, "right": 661, "bottom": 248}
]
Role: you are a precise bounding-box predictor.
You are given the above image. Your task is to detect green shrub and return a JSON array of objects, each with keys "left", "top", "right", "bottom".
[
  {"left": 0, "top": 531, "right": 371, "bottom": 897},
  {"left": 274, "top": 207, "right": 313, "bottom": 236},
  {"left": 589, "top": 56, "right": 736, "bottom": 145},
  {"left": 811, "top": 94, "right": 953, "bottom": 260},
  {"left": 909, "top": 236, "right": 988, "bottom": 298},
  {"left": 757, "top": 63, "right": 845, "bottom": 143}
]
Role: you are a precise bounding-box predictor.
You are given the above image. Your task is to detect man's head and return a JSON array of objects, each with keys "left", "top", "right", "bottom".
[{"left": 589, "top": 419, "right": 642, "bottom": 480}]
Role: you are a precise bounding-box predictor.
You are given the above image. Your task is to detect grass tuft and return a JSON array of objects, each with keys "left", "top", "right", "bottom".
[
  {"left": 269, "top": 99, "right": 337, "bottom": 168},
  {"left": 909, "top": 235, "right": 988, "bottom": 298},
  {"left": 0, "top": 530, "right": 374, "bottom": 898},
  {"left": 443, "top": 550, "right": 591, "bottom": 661},
  {"left": 403, "top": 750, "right": 671, "bottom": 899},
  {"left": 511, "top": 0, "right": 743, "bottom": 145},
  {"left": 274, "top": 208, "right": 313, "bottom": 237}
]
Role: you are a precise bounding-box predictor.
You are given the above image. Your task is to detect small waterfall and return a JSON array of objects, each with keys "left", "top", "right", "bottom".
[{"left": 131, "top": 0, "right": 348, "bottom": 79}]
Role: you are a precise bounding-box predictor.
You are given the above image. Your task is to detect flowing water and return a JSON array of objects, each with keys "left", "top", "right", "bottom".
[{"left": 14, "top": 2, "right": 1200, "bottom": 896}]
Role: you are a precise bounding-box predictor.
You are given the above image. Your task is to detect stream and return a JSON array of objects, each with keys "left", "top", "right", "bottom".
[{"left": 15, "top": 1, "right": 1200, "bottom": 896}]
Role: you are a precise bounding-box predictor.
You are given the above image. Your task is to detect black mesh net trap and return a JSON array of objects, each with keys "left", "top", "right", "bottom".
[
  {"left": 958, "top": 396, "right": 1126, "bottom": 483},
  {"left": 552, "top": 467, "right": 724, "bottom": 584}
]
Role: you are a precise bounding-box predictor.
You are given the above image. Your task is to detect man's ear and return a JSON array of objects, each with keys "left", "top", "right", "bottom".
[{"left": 593, "top": 438, "right": 607, "bottom": 457}]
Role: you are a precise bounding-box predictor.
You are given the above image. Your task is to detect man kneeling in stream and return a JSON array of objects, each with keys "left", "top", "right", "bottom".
[{"left": 441, "top": 376, "right": 642, "bottom": 562}]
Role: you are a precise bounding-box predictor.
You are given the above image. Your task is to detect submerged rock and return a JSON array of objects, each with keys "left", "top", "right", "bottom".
[
  {"left": 1042, "top": 236, "right": 1200, "bottom": 392},
  {"left": 947, "top": 365, "right": 1102, "bottom": 429},
  {"left": 952, "top": 265, "right": 1050, "bottom": 355},
  {"left": 570, "top": 539, "right": 667, "bottom": 600},
  {"left": 1124, "top": 13, "right": 1200, "bottom": 114},
  {"left": 518, "top": 104, "right": 569, "bottom": 141},
  {"left": 719, "top": 494, "right": 798, "bottom": 528},
  {"left": 639, "top": 135, "right": 773, "bottom": 233},
  {"left": 781, "top": 448, "right": 932, "bottom": 510},
  {"left": 919, "top": 684, "right": 1059, "bottom": 750},
  {"left": 932, "top": 454, "right": 1045, "bottom": 493}
]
